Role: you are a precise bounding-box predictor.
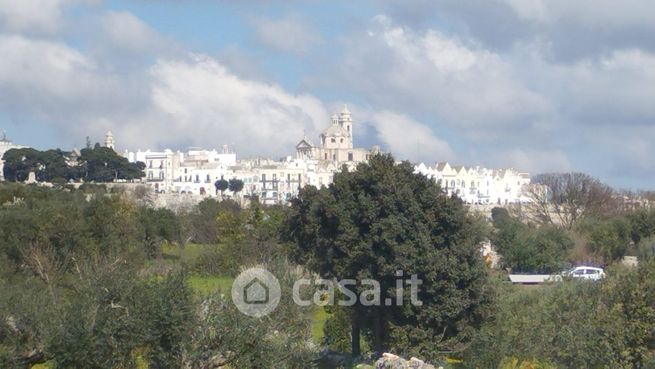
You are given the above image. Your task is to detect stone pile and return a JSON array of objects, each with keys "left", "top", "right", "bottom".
[{"left": 374, "top": 353, "right": 438, "bottom": 369}]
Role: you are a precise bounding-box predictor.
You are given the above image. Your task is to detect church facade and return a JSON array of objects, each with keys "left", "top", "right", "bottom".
[{"left": 295, "top": 106, "right": 372, "bottom": 164}]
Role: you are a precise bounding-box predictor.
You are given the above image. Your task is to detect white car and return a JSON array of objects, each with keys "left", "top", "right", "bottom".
[{"left": 567, "top": 266, "right": 605, "bottom": 281}]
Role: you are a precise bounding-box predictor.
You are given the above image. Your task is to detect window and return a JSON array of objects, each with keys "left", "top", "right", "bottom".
[
  {"left": 324, "top": 153, "right": 328, "bottom": 160},
  {"left": 348, "top": 152, "right": 353, "bottom": 161},
  {"left": 159, "top": 171, "right": 164, "bottom": 180},
  {"left": 331, "top": 138, "right": 336, "bottom": 143},
  {"left": 340, "top": 138, "right": 344, "bottom": 143}
]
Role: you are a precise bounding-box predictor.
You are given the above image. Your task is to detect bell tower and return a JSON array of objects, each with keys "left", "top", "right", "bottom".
[
  {"left": 338, "top": 105, "right": 353, "bottom": 148},
  {"left": 104, "top": 131, "right": 115, "bottom": 150}
]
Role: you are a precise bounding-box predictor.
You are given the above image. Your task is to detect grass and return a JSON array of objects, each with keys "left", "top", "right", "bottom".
[
  {"left": 312, "top": 307, "right": 330, "bottom": 343},
  {"left": 187, "top": 275, "right": 234, "bottom": 296},
  {"left": 162, "top": 242, "right": 217, "bottom": 262},
  {"left": 31, "top": 364, "right": 53, "bottom": 369}
]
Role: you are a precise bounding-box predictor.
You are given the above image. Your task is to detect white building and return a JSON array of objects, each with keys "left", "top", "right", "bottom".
[
  {"left": 414, "top": 161, "right": 530, "bottom": 205},
  {"left": 125, "top": 146, "right": 238, "bottom": 194},
  {"left": 0, "top": 133, "right": 27, "bottom": 181},
  {"left": 117, "top": 102, "right": 531, "bottom": 206},
  {"left": 295, "top": 105, "right": 373, "bottom": 164}
]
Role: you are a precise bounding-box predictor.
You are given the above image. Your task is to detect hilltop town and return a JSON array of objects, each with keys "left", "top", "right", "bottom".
[{"left": 0, "top": 106, "right": 533, "bottom": 207}]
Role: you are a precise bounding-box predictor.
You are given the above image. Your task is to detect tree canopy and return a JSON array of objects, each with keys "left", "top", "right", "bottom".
[
  {"left": 228, "top": 178, "right": 244, "bottom": 193},
  {"left": 492, "top": 216, "right": 574, "bottom": 273},
  {"left": 2, "top": 146, "right": 144, "bottom": 183},
  {"left": 214, "top": 178, "right": 228, "bottom": 196},
  {"left": 286, "top": 153, "right": 490, "bottom": 359},
  {"left": 526, "top": 172, "right": 616, "bottom": 229}
]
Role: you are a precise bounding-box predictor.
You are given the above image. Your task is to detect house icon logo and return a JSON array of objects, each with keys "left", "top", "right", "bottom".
[
  {"left": 231, "top": 267, "right": 281, "bottom": 317},
  {"left": 244, "top": 277, "right": 269, "bottom": 304}
]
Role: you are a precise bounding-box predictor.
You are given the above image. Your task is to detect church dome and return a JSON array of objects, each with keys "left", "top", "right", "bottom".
[{"left": 322, "top": 124, "right": 349, "bottom": 137}]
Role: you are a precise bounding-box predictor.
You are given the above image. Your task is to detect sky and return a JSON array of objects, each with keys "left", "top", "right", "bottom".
[{"left": 0, "top": 0, "right": 654, "bottom": 189}]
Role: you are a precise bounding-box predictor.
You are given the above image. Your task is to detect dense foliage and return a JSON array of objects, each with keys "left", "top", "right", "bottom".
[
  {"left": 492, "top": 216, "right": 574, "bottom": 273},
  {"left": 3, "top": 165, "right": 655, "bottom": 368},
  {"left": 2, "top": 145, "right": 144, "bottom": 183},
  {"left": 287, "top": 154, "right": 491, "bottom": 359},
  {"left": 0, "top": 183, "right": 311, "bottom": 368},
  {"left": 466, "top": 262, "right": 655, "bottom": 368}
]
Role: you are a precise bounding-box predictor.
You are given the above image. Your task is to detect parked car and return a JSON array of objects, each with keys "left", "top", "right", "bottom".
[{"left": 565, "top": 266, "right": 605, "bottom": 281}]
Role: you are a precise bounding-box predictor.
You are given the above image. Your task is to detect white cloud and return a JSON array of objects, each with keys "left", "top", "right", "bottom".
[
  {"left": 142, "top": 55, "right": 329, "bottom": 155},
  {"left": 0, "top": 32, "right": 331, "bottom": 157},
  {"left": 0, "top": 0, "right": 98, "bottom": 34},
  {"left": 0, "top": 0, "right": 65, "bottom": 32},
  {"left": 490, "top": 148, "right": 572, "bottom": 174},
  {"left": 99, "top": 11, "right": 167, "bottom": 54},
  {"left": 503, "top": 0, "right": 655, "bottom": 28},
  {"left": 371, "top": 111, "right": 453, "bottom": 162},
  {"left": 252, "top": 16, "right": 321, "bottom": 54},
  {"left": 0, "top": 34, "right": 105, "bottom": 110},
  {"left": 530, "top": 48, "right": 655, "bottom": 125},
  {"left": 338, "top": 16, "right": 550, "bottom": 133}
]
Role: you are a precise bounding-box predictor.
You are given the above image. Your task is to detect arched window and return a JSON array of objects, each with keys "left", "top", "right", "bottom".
[
  {"left": 331, "top": 138, "right": 336, "bottom": 143},
  {"left": 348, "top": 152, "right": 353, "bottom": 161}
]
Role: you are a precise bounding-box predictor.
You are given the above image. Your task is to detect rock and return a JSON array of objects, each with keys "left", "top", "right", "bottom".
[{"left": 375, "top": 353, "right": 435, "bottom": 369}]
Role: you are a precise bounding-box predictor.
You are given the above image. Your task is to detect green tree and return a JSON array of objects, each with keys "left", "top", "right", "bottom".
[
  {"left": 628, "top": 208, "right": 655, "bottom": 244},
  {"left": 466, "top": 261, "right": 655, "bottom": 368},
  {"left": 491, "top": 206, "right": 511, "bottom": 225},
  {"left": 2, "top": 148, "right": 78, "bottom": 182},
  {"left": 286, "top": 154, "right": 490, "bottom": 358},
  {"left": 581, "top": 217, "right": 632, "bottom": 262},
  {"left": 138, "top": 207, "right": 181, "bottom": 258},
  {"left": 493, "top": 217, "right": 573, "bottom": 273},
  {"left": 228, "top": 178, "right": 244, "bottom": 194},
  {"left": 78, "top": 145, "right": 144, "bottom": 182},
  {"left": 526, "top": 172, "right": 616, "bottom": 230},
  {"left": 189, "top": 259, "right": 315, "bottom": 368},
  {"left": 214, "top": 178, "right": 228, "bottom": 197}
]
